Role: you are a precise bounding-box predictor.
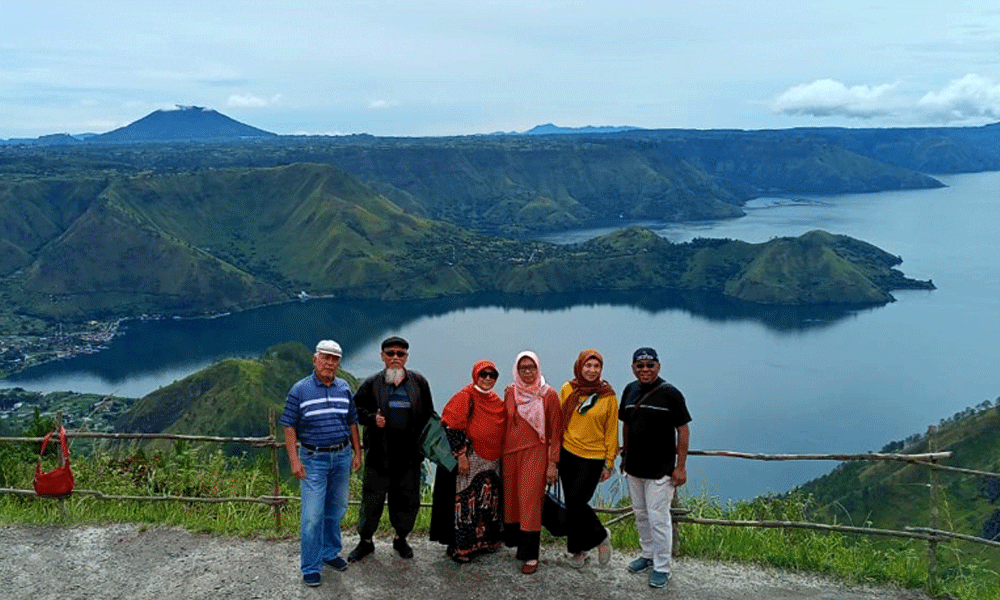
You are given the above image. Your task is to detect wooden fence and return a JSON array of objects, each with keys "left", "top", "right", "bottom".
[{"left": 3, "top": 414, "right": 999, "bottom": 593}]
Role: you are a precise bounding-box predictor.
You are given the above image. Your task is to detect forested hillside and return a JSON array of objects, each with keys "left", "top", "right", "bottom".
[
  {"left": 0, "top": 161, "right": 933, "bottom": 324},
  {"left": 114, "top": 341, "right": 358, "bottom": 453},
  {"left": 793, "top": 398, "right": 1000, "bottom": 568}
]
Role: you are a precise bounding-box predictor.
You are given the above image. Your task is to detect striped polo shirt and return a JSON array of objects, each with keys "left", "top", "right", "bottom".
[{"left": 279, "top": 373, "right": 357, "bottom": 448}]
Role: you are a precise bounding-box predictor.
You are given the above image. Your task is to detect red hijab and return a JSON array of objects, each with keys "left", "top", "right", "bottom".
[{"left": 441, "top": 359, "right": 506, "bottom": 460}]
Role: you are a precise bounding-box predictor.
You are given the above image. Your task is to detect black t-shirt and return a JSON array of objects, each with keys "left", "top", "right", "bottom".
[{"left": 618, "top": 377, "right": 692, "bottom": 479}]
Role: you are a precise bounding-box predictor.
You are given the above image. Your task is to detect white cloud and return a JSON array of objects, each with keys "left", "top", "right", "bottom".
[
  {"left": 917, "top": 74, "right": 1000, "bottom": 122},
  {"left": 227, "top": 93, "right": 282, "bottom": 108},
  {"left": 771, "top": 79, "right": 901, "bottom": 119},
  {"left": 369, "top": 99, "right": 396, "bottom": 110}
]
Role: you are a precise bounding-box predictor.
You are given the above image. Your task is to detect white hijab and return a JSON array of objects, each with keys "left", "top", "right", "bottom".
[{"left": 511, "top": 350, "right": 551, "bottom": 442}]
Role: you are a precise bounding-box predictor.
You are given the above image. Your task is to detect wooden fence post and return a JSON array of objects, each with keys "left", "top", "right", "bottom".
[
  {"left": 671, "top": 493, "right": 681, "bottom": 556},
  {"left": 55, "top": 411, "right": 67, "bottom": 522},
  {"left": 926, "top": 425, "right": 939, "bottom": 593},
  {"left": 269, "top": 409, "right": 281, "bottom": 532}
]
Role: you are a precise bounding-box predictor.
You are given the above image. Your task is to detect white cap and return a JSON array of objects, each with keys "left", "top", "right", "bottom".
[{"left": 315, "top": 340, "right": 342, "bottom": 357}]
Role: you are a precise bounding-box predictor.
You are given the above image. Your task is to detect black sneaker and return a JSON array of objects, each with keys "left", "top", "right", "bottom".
[
  {"left": 392, "top": 537, "right": 414, "bottom": 559},
  {"left": 348, "top": 539, "right": 375, "bottom": 563}
]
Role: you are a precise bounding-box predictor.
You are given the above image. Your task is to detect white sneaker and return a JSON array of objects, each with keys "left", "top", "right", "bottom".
[
  {"left": 597, "top": 532, "right": 612, "bottom": 566},
  {"left": 568, "top": 552, "right": 587, "bottom": 568}
]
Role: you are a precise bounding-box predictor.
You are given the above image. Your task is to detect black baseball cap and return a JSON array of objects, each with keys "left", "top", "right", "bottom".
[{"left": 632, "top": 347, "right": 659, "bottom": 363}]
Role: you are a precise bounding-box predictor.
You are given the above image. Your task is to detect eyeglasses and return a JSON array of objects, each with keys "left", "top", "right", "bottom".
[
  {"left": 478, "top": 371, "right": 499, "bottom": 380},
  {"left": 517, "top": 365, "right": 538, "bottom": 372},
  {"left": 384, "top": 350, "right": 408, "bottom": 358},
  {"left": 634, "top": 362, "right": 657, "bottom": 370}
]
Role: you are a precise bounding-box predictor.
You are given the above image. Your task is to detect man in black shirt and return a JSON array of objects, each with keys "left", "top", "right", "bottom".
[
  {"left": 348, "top": 336, "right": 433, "bottom": 563},
  {"left": 618, "top": 347, "right": 691, "bottom": 588}
]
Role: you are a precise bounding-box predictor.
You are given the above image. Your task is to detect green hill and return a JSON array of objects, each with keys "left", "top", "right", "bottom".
[
  {"left": 0, "top": 162, "right": 932, "bottom": 325},
  {"left": 4, "top": 163, "right": 479, "bottom": 318},
  {"left": 115, "top": 341, "right": 357, "bottom": 452},
  {"left": 503, "top": 227, "right": 931, "bottom": 304},
  {"left": 793, "top": 398, "right": 1000, "bottom": 568},
  {"left": 1, "top": 128, "right": 953, "bottom": 238}
]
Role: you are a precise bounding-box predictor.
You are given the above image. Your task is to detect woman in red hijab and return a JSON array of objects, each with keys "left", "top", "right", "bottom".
[{"left": 429, "top": 360, "right": 506, "bottom": 563}]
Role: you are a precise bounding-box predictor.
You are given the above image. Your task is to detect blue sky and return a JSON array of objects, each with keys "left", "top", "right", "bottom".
[{"left": 4, "top": 0, "right": 1000, "bottom": 138}]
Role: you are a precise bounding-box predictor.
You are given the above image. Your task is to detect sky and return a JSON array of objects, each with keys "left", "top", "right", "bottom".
[{"left": 4, "top": 0, "right": 1000, "bottom": 139}]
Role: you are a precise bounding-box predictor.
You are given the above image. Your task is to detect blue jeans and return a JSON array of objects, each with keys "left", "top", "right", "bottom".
[{"left": 298, "top": 444, "right": 352, "bottom": 575}]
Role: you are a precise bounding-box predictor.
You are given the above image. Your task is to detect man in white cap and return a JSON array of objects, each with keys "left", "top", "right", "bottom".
[{"left": 280, "top": 340, "right": 362, "bottom": 587}]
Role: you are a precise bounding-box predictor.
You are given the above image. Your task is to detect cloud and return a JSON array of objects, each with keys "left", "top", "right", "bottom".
[
  {"left": 227, "top": 93, "right": 282, "bottom": 108},
  {"left": 917, "top": 74, "right": 1000, "bottom": 122},
  {"left": 771, "top": 79, "right": 900, "bottom": 118},
  {"left": 772, "top": 74, "right": 1000, "bottom": 125},
  {"left": 368, "top": 99, "right": 398, "bottom": 110}
]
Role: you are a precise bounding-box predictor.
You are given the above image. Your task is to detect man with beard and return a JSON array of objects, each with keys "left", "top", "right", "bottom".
[{"left": 348, "top": 336, "right": 433, "bottom": 562}]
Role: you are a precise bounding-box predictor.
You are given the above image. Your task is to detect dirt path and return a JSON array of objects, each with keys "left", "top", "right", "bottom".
[{"left": 1, "top": 524, "right": 933, "bottom": 600}]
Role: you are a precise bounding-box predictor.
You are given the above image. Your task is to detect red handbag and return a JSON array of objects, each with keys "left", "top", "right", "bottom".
[{"left": 33, "top": 426, "right": 75, "bottom": 498}]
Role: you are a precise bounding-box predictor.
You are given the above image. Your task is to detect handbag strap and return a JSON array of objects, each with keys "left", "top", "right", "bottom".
[
  {"left": 37, "top": 427, "right": 70, "bottom": 465},
  {"left": 632, "top": 381, "right": 668, "bottom": 410}
]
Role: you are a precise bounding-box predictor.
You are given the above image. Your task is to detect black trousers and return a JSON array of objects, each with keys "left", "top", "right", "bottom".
[
  {"left": 504, "top": 525, "right": 541, "bottom": 561},
  {"left": 356, "top": 458, "right": 421, "bottom": 540},
  {"left": 559, "top": 447, "right": 607, "bottom": 555}
]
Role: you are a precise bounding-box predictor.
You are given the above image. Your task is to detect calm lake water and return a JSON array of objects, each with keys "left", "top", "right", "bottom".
[{"left": 5, "top": 171, "right": 999, "bottom": 501}]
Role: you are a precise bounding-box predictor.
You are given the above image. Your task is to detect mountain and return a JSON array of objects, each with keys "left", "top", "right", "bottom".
[
  {"left": 90, "top": 106, "right": 276, "bottom": 143},
  {"left": 0, "top": 162, "right": 933, "bottom": 324},
  {"left": 0, "top": 133, "right": 85, "bottom": 146},
  {"left": 522, "top": 123, "right": 640, "bottom": 135},
  {"left": 503, "top": 227, "right": 932, "bottom": 303},
  {"left": 0, "top": 125, "right": 957, "bottom": 235},
  {"left": 115, "top": 341, "right": 357, "bottom": 452},
  {"left": 268, "top": 135, "right": 944, "bottom": 235}
]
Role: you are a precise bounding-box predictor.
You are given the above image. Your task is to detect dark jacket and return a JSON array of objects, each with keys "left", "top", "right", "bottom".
[{"left": 354, "top": 369, "right": 433, "bottom": 468}]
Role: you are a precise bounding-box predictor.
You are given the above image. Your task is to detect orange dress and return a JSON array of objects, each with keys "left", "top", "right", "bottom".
[{"left": 501, "top": 384, "right": 561, "bottom": 531}]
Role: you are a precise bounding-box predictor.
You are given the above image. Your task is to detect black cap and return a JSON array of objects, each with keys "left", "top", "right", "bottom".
[
  {"left": 381, "top": 336, "right": 409, "bottom": 350},
  {"left": 632, "top": 347, "right": 659, "bottom": 363}
]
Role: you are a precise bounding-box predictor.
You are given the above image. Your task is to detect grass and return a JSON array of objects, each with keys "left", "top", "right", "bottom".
[{"left": 2, "top": 444, "right": 996, "bottom": 599}]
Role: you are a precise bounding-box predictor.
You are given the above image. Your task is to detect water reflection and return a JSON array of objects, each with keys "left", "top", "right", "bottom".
[{"left": 5, "top": 290, "right": 869, "bottom": 387}]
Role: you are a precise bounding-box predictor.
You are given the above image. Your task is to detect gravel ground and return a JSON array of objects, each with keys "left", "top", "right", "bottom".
[{"left": 0, "top": 524, "right": 934, "bottom": 600}]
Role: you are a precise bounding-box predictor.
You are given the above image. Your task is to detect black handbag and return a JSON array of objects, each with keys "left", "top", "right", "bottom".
[{"left": 542, "top": 480, "right": 568, "bottom": 537}]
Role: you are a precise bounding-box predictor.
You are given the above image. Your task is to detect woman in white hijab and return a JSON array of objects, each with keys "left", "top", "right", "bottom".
[{"left": 501, "top": 350, "right": 562, "bottom": 574}]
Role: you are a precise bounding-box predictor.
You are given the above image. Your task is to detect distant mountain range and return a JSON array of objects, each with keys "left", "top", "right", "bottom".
[
  {"left": 1, "top": 109, "right": 636, "bottom": 144},
  {"left": 4, "top": 105, "right": 1000, "bottom": 178},
  {"left": 518, "top": 123, "right": 640, "bottom": 135}
]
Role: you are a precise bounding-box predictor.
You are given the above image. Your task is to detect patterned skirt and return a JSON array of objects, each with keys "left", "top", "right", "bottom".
[{"left": 451, "top": 449, "right": 505, "bottom": 559}]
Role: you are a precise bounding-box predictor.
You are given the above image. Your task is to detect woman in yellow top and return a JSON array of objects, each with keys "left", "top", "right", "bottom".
[{"left": 558, "top": 349, "right": 618, "bottom": 568}]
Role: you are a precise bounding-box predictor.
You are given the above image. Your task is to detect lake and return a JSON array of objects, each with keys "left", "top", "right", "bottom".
[{"left": 5, "top": 171, "right": 999, "bottom": 501}]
